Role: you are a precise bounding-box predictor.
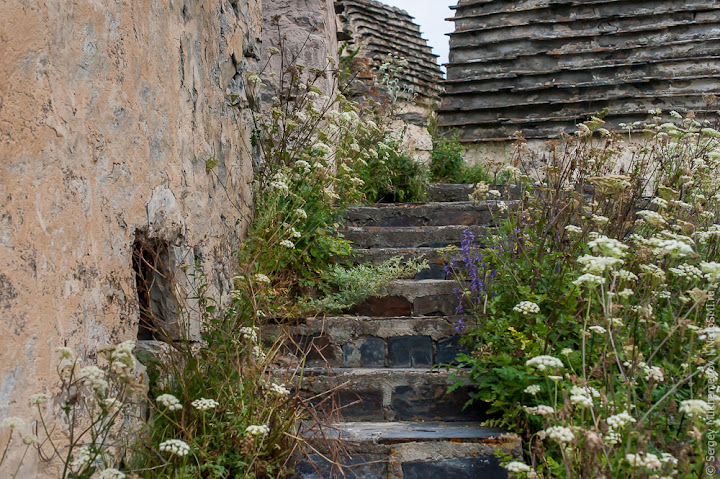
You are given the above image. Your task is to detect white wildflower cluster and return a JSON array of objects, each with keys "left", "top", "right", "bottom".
[
  {"left": 679, "top": 399, "right": 712, "bottom": 417},
  {"left": 252, "top": 345, "right": 267, "bottom": 361},
  {"left": 524, "top": 385, "right": 541, "bottom": 395},
  {"left": 191, "top": 398, "right": 219, "bottom": 411},
  {"left": 526, "top": 355, "right": 564, "bottom": 372},
  {"left": 637, "top": 209, "right": 667, "bottom": 227},
  {"left": 648, "top": 237, "right": 694, "bottom": 258},
  {"left": 700, "top": 326, "right": 720, "bottom": 347},
  {"left": 312, "top": 142, "right": 332, "bottom": 156},
  {"left": 71, "top": 446, "right": 92, "bottom": 468},
  {"left": 588, "top": 325, "right": 606, "bottom": 334},
  {"left": 701, "top": 262, "right": 720, "bottom": 283},
  {"left": 565, "top": 225, "right": 582, "bottom": 234},
  {"left": 513, "top": 301, "right": 540, "bottom": 315},
  {"left": 159, "top": 439, "right": 190, "bottom": 457},
  {"left": 269, "top": 172, "right": 289, "bottom": 195},
  {"left": 604, "top": 431, "right": 622, "bottom": 445},
  {"left": 245, "top": 424, "right": 270, "bottom": 437},
  {"left": 506, "top": 461, "right": 531, "bottom": 473},
  {"left": 157, "top": 394, "right": 183, "bottom": 411},
  {"left": 280, "top": 239, "right": 295, "bottom": 249},
  {"left": 254, "top": 273, "right": 271, "bottom": 284},
  {"left": 573, "top": 273, "right": 605, "bottom": 287},
  {"left": 488, "top": 189, "right": 501, "bottom": 198},
  {"left": 98, "top": 468, "right": 126, "bottom": 479},
  {"left": 110, "top": 340, "right": 136, "bottom": 379},
  {"left": 696, "top": 224, "right": 720, "bottom": 244},
  {"left": 79, "top": 365, "right": 108, "bottom": 394},
  {"left": 29, "top": 392, "right": 50, "bottom": 406},
  {"left": 1, "top": 416, "right": 25, "bottom": 429},
  {"left": 640, "top": 263, "right": 666, "bottom": 281},
  {"left": 668, "top": 263, "right": 703, "bottom": 280},
  {"left": 239, "top": 326, "right": 258, "bottom": 343},
  {"left": 607, "top": 411, "right": 636, "bottom": 430},
  {"left": 651, "top": 197, "right": 669, "bottom": 209},
  {"left": 577, "top": 255, "right": 623, "bottom": 274},
  {"left": 539, "top": 426, "right": 574, "bottom": 444},
  {"left": 641, "top": 363, "right": 665, "bottom": 382},
  {"left": 269, "top": 382, "right": 291, "bottom": 397},
  {"left": 625, "top": 452, "right": 663, "bottom": 471},
  {"left": 524, "top": 405, "right": 555, "bottom": 415},
  {"left": 569, "top": 385, "right": 600, "bottom": 408},
  {"left": 588, "top": 235, "right": 628, "bottom": 258},
  {"left": 592, "top": 214, "right": 609, "bottom": 225},
  {"left": 612, "top": 270, "right": 637, "bottom": 284},
  {"left": 295, "top": 208, "right": 308, "bottom": 219}
]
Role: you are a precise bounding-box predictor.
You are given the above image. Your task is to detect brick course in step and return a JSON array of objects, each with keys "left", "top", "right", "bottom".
[{"left": 292, "top": 186, "right": 519, "bottom": 478}]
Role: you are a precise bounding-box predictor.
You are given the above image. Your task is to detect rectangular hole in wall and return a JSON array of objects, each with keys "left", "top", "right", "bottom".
[{"left": 132, "top": 232, "right": 178, "bottom": 341}]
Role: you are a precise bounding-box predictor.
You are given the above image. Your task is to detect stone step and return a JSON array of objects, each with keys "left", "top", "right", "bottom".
[
  {"left": 342, "top": 225, "right": 489, "bottom": 249},
  {"left": 427, "top": 183, "right": 521, "bottom": 203},
  {"left": 355, "top": 247, "right": 449, "bottom": 279},
  {"left": 296, "top": 421, "right": 520, "bottom": 479},
  {"left": 297, "top": 368, "right": 485, "bottom": 422},
  {"left": 344, "top": 201, "right": 507, "bottom": 227},
  {"left": 352, "top": 279, "right": 461, "bottom": 317},
  {"left": 289, "top": 316, "right": 468, "bottom": 368}
]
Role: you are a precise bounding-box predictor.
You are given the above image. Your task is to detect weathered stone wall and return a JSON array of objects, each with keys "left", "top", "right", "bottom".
[
  {"left": 0, "top": 0, "right": 261, "bottom": 474},
  {"left": 262, "top": 0, "right": 340, "bottom": 96}
]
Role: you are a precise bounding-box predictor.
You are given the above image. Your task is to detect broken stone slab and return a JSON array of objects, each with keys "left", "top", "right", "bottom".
[
  {"left": 352, "top": 279, "right": 463, "bottom": 317},
  {"left": 341, "top": 225, "right": 490, "bottom": 249}
]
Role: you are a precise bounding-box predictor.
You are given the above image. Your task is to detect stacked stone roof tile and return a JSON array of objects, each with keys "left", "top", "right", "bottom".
[
  {"left": 336, "top": 0, "right": 444, "bottom": 105},
  {"left": 439, "top": 0, "right": 720, "bottom": 142}
]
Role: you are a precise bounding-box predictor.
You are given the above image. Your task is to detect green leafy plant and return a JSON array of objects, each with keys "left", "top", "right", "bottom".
[{"left": 448, "top": 109, "right": 720, "bottom": 477}]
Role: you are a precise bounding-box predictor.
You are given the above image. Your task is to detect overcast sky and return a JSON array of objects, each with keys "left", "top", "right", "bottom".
[{"left": 380, "top": 0, "right": 457, "bottom": 73}]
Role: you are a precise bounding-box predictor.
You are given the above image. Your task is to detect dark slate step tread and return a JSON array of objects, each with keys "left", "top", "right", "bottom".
[
  {"left": 352, "top": 279, "right": 462, "bottom": 317},
  {"left": 342, "top": 225, "right": 490, "bottom": 249},
  {"left": 295, "top": 368, "right": 485, "bottom": 422},
  {"left": 344, "top": 201, "right": 507, "bottom": 227},
  {"left": 427, "top": 183, "right": 521, "bottom": 202},
  {"left": 353, "top": 247, "right": 449, "bottom": 280},
  {"left": 285, "top": 316, "right": 468, "bottom": 368}
]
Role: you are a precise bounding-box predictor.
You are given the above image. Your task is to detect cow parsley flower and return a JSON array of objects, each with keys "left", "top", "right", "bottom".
[
  {"left": 192, "top": 398, "right": 219, "bottom": 411},
  {"left": 565, "top": 225, "right": 582, "bottom": 234},
  {"left": 98, "top": 469, "right": 126, "bottom": 479},
  {"left": 280, "top": 239, "right": 295, "bottom": 249},
  {"left": 269, "top": 383, "right": 290, "bottom": 397},
  {"left": 589, "top": 325, "right": 607, "bottom": 334},
  {"left": 540, "top": 426, "right": 574, "bottom": 444},
  {"left": 643, "top": 365, "right": 665, "bottom": 382},
  {"left": 513, "top": 301, "right": 540, "bottom": 315},
  {"left": 573, "top": 273, "right": 605, "bottom": 286},
  {"left": 637, "top": 209, "right": 667, "bottom": 227},
  {"left": 588, "top": 236, "right": 628, "bottom": 258},
  {"left": 592, "top": 214, "right": 609, "bottom": 225},
  {"left": 679, "top": 399, "right": 711, "bottom": 417},
  {"left": 607, "top": 411, "right": 636, "bottom": 429},
  {"left": 29, "top": 393, "right": 50, "bottom": 406},
  {"left": 526, "top": 355, "right": 564, "bottom": 372},
  {"left": 239, "top": 327, "right": 258, "bottom": 343},
  {"left": 157, "top": 394, "right": 183, "bottom": 411},
  {"left": 295, "top": 208, "right": 308, "bottom": 219},
  {"left": 524, "top": 385, "right": 541, "bottom": 395},
  {"left": 669, "top": 263, "right": 703, "bottom": 280},
  {"left": 245, "top": 424, "right": 270, "bottom": 437},
  {"left": 79, "top": 366, "right": 108, "bottom": 393},
  {"left": 71, "top": 446, "right": 91, "bottom": 468},
  {"left": 701, "top": 262, "right": 720, "bottom": 283},
  {"left": 506, "top": 461, "right": 531, "bottom": 473},
  {"left": 626, "top": 453, "right": 662, "bottom": 471},
  {"left": 524, "top": 405, "right": 554, "bottom": 415},
  {"left": 1, "top": 417, "right": 24, "bottom": 429},
  {"left": 159, "top": 439, "right": 190, "bottom": 457},
  {"left": 254, "top": 273, "right": 271, "bottom": 284}
]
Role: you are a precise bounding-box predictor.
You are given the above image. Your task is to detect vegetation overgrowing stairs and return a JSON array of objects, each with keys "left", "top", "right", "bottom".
[{"left": 293, "top": 184, "right": 521, "bottom": 479}]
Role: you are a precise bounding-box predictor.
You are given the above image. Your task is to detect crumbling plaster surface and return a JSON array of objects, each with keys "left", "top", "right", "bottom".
[{"left": 0, "top": 0, "right": 260, "bottom": 474}]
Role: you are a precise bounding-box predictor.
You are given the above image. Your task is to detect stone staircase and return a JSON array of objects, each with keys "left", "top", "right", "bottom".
[{"left": 292, "top": 184, "right": 520, "bottom": 479}]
